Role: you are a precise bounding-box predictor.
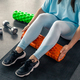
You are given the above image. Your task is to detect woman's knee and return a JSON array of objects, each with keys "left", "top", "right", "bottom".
[
  {"left": 52, "top": 20, "right": 62, "bottom": 30},
  {"left": 37, "top": 13, "right": 58, "bottom": 28},
  {"left": 35, "top": 13, "right": 49, "bottom": 26},
  {"left": 37, "top": 13, "right": 56, "bottom": 23},
  {"left": 38, "top": 13, "right": 49, "bottom": 20}
]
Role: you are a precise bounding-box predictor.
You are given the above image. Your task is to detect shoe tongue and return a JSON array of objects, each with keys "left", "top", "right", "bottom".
[
  {"left": 11, "top": 50, "right": 19, "bottom": 56},
  {"left": 25, "top": 59, "right": 32, "bottom": 67},
  {"left": 11, "top": 50, "right": 17, "bottom": 56},
  {"left": 27, "top": 59, "right": 32, "bottom": 62},
  {"left": 12, "top": 50, "right": 17, "bottom": 53}
]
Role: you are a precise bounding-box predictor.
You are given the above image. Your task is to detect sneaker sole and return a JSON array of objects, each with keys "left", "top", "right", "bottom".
[
  {"left": 15, "top": 60, "right": 40, "bottom": 77},
  {"left": 2, "top": 51, "right": 26, "bottom": 66}
]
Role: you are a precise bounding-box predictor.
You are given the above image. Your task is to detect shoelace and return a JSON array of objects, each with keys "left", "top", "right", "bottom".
[
  {"left": 12, "top": 51, "right": 18, "bottom": 56},
  {"left": 21, "top": 59, "right": 38, "bottom": 71},
  {"left": 9, "top": 51, "right": 18, "bottom": 61},
  {"left": 23, "top": 59, "right": 35, "bottom": 70},
  {"left": 25, "top": 60, "right": 32, "bottom": 67}
]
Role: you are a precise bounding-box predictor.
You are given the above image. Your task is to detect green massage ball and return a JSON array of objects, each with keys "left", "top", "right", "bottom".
[{"left": 12, "top": 10, "right": 34, "bottom": 23}]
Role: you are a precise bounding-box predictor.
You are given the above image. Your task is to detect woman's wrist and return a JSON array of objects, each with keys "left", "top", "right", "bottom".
[
  {"left": 25, "top": 24, "right": 30, "bottom": 29},
  {"left": 68, "top": 43, "right": 73, "bottom": 49},
  {"left": 27, "top": 24, "right": 30, "bottom": 27}
]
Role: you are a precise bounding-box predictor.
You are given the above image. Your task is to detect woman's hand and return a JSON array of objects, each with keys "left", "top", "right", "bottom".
[
  {"left": 22, "top": 8, "right": 45, "bottom": 32},
  {"left": 58, "top": 45, "right": 71, "bottom": 61},
  {"left": 22, "top": 24, "right": 29, "bottom": 32}
]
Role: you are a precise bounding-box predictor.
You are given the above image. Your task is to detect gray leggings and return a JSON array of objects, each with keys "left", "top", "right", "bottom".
[{"left": 18, "top": 13, "right": 77, "bottom": 60}]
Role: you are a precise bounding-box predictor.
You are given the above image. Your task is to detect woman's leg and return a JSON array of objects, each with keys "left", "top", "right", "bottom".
[
  {"left": 15, "top": 21, "right": 77, "bottom": 77},
  {"left": 31, "top": 21, "right": 77, "bottom": 60},
  {"left": 2, "top": 13, "right": 58, "bottom": 67},
  {"left": 16, "top": 13, "right": 58, "bottom": 52}
]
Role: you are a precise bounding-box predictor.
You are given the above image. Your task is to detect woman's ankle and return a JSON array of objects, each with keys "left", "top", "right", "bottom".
[
  {"left": 15, "top": 46, "right": 23, "bottom": 53},
  {"left": 29, "top": 55, "right": 39, "bottom": 63}
]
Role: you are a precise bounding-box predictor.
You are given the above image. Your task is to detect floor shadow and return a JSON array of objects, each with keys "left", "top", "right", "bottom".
[
  {"left": 3, "top": 28, "right": 18, "bottom": 39},
  {"left": 13, "top": 20, "right": 28, "bottom": 29},
  {"left": 0, "top": 34, "right": 3, "bottom": 40}
]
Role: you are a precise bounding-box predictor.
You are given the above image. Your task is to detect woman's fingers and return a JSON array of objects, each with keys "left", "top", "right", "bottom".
[
  {"left": 22, "top": 24, "right": 30, "bottom": 32},
  {"left": 60, "top": 47, "right": 65, "bottom": 53},
  {"left": 58, "top": 45, "right": 70, "bottom": 61},
  {"left": 22, "top": 27, "right": 26, "bottom": 32},
  {"left": 22, "top": 26, "right": 28, "bottom": 32}
]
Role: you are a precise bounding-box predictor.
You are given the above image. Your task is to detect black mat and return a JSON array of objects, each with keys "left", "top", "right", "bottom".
[{"left": 0, "top": 28, "right": 80, "bottom": 80}]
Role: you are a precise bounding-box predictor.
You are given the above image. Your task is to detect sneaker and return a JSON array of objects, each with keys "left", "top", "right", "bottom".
[
  {"left": 2, "top": 50, "right": 26, "bottom": 66},
  {"left": 15, "top": 59, "right": 40, "bottom": 77}
]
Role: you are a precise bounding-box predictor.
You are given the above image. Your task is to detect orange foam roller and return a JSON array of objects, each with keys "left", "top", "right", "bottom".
[{"left": 21, "top": 30, "right": 65, "bottom": 62}]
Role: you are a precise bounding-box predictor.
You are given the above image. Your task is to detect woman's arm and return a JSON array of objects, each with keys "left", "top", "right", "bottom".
[
  {"left": 22, "top": 8, "right": 45, "bottom": 32},
  {"left": 68, "top": 25, "right": 80, "bottom": 48},
  {"left": 58, "top": 25, "right": 80, "bottom": 61}
]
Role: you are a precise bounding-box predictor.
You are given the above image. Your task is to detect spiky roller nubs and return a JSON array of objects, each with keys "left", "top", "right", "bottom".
[{"left": 13, "top": 10, "right": 34, "bottom": 23}]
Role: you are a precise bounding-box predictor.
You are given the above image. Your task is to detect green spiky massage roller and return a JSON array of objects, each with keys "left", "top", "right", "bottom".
[{"left": 13, "top": 10, "right": 34, "bottom": 23}]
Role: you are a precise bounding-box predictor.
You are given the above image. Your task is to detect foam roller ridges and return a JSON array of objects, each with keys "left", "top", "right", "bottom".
[{"left": 13, "top": 10, "right": 34, "bottom": 23}]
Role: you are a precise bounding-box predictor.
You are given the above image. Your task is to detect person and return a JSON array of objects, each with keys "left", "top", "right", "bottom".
[{"left": 2, "top": 0, "right": 80, "bottom": 77}]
